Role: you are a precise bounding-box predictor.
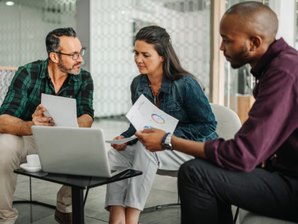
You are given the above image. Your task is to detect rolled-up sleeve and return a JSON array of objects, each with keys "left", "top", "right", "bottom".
[{"left": 76, "top": 71, "right": 94, "bottom": 119}]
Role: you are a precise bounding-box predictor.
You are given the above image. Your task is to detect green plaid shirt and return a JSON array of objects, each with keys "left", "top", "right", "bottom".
[{"left": 0, "top": 59, "right": 94, "bottom": 121}]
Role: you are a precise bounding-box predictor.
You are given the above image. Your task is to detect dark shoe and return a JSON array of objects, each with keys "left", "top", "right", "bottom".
[{"left": 54, "top": 209, "right": 72, "bottom": 224}]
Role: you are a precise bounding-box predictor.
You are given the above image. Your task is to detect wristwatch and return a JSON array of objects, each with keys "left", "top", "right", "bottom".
[{"left": 161, "top": 132, "right": 173, "bottom": 150}]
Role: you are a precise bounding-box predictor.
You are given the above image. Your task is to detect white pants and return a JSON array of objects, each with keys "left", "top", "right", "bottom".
[
  {"left": 0, "top": 134, "right": 71, "bottom": 223},
  {"left": 105, "top": 141, "right": 193, "bottom": 210}
]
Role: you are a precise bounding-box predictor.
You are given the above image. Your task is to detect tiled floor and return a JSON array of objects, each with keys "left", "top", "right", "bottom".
[{"left": 13, "top": 119, "right": 180, "bottom": 224}]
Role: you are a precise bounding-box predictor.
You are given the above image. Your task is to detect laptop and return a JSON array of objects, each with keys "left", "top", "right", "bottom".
[{"left": 32, "top": 126, "right": 126, "bottom": 177}]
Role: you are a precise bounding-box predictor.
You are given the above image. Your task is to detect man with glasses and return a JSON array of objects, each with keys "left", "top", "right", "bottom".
[{"left": 0, "top": 27, "right": 94, "bottom": 224}]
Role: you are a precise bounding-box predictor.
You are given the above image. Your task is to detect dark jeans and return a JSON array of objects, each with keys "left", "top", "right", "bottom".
[{"left": 178, "top": 159, "right": 298, "bottom": 224}]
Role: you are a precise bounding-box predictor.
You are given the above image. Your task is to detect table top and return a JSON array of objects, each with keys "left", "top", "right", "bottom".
[{"left": 15, "top": 169, "right": 142, "bottom": 189}]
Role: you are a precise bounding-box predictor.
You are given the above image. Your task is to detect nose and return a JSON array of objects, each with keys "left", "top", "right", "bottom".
[
  {"left": 135, "top": 55, "right": 143, "bottom": 63},
  {"left": 219, "top": 41, "right": 225, "bottom": 51}
]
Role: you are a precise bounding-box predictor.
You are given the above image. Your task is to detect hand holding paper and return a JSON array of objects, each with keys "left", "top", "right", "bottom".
[
  {"left": 105, "top": 135, "right": 137, "bottom": 144},
  {"left": 126, "top": 94, "right": 178, "bottom": 133},
  {"left": 41, "top": 94, "right": 78, "bottom": 127},
  {"left": 32, "top": 104, "right": 54, "bottom": 126}
]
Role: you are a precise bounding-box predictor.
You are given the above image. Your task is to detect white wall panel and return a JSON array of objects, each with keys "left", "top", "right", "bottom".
[
  {"left": 90, "top": 0, "right": 211, "bottom": 117},
  {"left": 0, "top": 0, "right": 76, "bottom": 67}
]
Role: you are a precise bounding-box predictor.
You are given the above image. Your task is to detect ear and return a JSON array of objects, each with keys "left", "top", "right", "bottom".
[
  {"left": 249, "top": 36, "right": 262, "bottom": 51},
  {"left": 160, "top": 56, "right": 164, "bottom": 63},
  {"left": 49, "top": 52, "right": 59, "bottom": 63}
]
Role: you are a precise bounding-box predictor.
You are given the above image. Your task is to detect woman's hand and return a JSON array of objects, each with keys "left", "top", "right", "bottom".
[
  {"left": 111, "top": 135, "right": 128, "bottom": 151},
  {"left": 32, "top": 104, "right": 54, "bottom": 126}
]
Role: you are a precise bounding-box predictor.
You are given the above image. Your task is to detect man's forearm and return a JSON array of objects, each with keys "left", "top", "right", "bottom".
[
  {"left": 77, "top": 114, "right": 93, "bottom": 127},
  {"left": 172, "top": 136, "right": 206, "bottom": 159},
  {"left": 0, "top": 114, "right": 33, "bottom": 136},
  {"left": 136, "top": 128, "right": 207, "bottom": 159}
]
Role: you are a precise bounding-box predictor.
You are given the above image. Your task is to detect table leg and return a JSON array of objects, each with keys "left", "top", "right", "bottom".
[{"left": 72, "top": 187, "right": 84, "bottom": 224}]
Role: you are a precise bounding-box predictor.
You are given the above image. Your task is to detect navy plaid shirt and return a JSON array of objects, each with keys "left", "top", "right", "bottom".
[{"left": 0, "top": 59, "right": 94, "bottom": 121}]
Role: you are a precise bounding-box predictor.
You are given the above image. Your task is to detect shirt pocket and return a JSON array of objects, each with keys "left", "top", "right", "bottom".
[{"left": 163, "top": 100, "right": 184, "bottom": 120}]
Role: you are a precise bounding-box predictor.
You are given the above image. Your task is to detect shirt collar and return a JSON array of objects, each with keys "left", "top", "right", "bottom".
[
  {"left": 251, "top": 38, "right": 288, "bottom": 79},
  {"left": 39, "top": 59, "right": 50, "bottom": 79},
  {"left": 139, "top": 74, "right": 171, "bottom": 94}
]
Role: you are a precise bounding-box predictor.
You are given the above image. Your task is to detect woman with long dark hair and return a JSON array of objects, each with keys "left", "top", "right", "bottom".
[{"left": 105, "top": 25, "right": 217, "bottom": 224}]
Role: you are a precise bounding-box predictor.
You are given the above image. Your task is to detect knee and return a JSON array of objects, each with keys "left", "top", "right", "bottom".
[
  {"left": 0, "top": 134, "right": 23, "bottom": 170},
  {"left": 108, "top": 148, "right": 120, "bottom": 163},
  {"left": 108, "top": 148, "right": 118, "bottom": 158},
  {"left": 108, "top": 148, "right": 127, "bottom": 168},
  {"left": 178, "top": 160, "right": 194, "bottom": 184},
  {"left": 178, "top": 159, "right": 207, "bottom": 185},
  {"left": 179, "top": 158, "right": 199, "bottom": 173}
]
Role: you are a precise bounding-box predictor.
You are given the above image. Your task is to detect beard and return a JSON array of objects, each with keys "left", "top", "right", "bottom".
[
  {"left": 229, "top": 45, "right": 250, "bottom": 69},
  {"left": 58, "top": 59, "right": 81, "bottom": 75}
]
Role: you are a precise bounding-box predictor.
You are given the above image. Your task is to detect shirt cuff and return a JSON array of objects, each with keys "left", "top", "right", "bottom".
[{"left": 204, "top": 139, "right": 220, "bottom": 163}]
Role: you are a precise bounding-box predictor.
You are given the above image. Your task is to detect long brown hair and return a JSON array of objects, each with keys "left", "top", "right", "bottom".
[{"left": 135, "top": 25, "right": 190, "bottom": 81}]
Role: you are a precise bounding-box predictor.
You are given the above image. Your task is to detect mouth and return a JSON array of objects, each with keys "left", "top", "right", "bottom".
[
  {"left": 138, "top": 65, "right": 146, "bottom": 70},
  {"left": 73, "top": 63, "right": 81, "bottom": 69}
]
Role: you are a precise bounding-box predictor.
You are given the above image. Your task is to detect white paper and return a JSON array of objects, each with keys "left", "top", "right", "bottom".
[
  {"left": 126, "top": 94, "right": 178, "bottom": 133},
  {"left": 105, "top": 136, "right": 137, "bottom": 144},
  {"left": 41, "top": 93, "right": 78, "bottom": 127}
]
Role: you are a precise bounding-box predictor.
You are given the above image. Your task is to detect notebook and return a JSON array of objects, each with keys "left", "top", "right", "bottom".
[{"left": 31, "top": 126, "right": 127, "bottom": 177}]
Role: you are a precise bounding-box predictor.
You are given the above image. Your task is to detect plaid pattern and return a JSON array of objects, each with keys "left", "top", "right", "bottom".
[{"left": 0, "top": 60, "right": 94, "bottom": 121}]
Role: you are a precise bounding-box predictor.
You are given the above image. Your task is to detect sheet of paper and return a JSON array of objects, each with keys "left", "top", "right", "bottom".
[
  {"left": 41, "top": 93, "right": 78, "bottom": 127},
  {"left": 105, "top": 136, "right": 137, "bottom": 144},
  {"left": 126, "top": 94, "right": 178, "bottom": 133}
]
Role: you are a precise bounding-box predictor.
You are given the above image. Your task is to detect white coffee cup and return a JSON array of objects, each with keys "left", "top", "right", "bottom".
[{"left": 26, "top": 154, "right": 41, "bottom": 168}]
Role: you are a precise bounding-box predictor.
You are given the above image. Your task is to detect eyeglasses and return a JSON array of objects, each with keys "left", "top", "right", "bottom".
[{"left": 54, "top": 47, "right": 86, "bottom": 60}]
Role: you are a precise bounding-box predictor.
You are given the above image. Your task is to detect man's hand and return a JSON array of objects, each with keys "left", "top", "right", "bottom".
[
  {"left": 136, "top": 128, "right": 166, "bottom": 152},
  {"left": 137, "top": 128, "right": 207, "bottom": 158},
  {"left": 77, "top": 114, "right": 93, "bottom": 127},
  {"left": 32, "top": 104, "right": 54, "bottom": 126},
  {"left": 111, "top": 135, "right": 128, "bottom": 151}
]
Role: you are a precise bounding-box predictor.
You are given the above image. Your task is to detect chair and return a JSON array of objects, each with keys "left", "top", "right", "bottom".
[
  {"left": 209, "top": 103, "right": 242, "bottom": 140},
  {"left": 0, "top": 66, "right": 17, "bottom": 105},
  {"left": 212, "top": 104, "right": 294, "bottom": 224},
  {"left": 144, "top": 103, "right": 242, "bottom": 216}
]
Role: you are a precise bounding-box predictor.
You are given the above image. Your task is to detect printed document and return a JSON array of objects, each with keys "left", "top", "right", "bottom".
[
  {"left": 126, "top": 94, "right": 178, "bottom": 133},
  {"left": 105, "top": 136, "right": 137, "bottom": 144},
  {"left": 41, "top": 93, "right": 78, "bottom": 127}
]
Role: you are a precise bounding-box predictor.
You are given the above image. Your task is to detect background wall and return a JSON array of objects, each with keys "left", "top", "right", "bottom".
[
  {"left": 89, "top": 0, "right": 211, "bottom": 117},
  {"left": 0, "top": 0, "right": 211, "bottom": 118},
  {"left": 0, "top": 0, "right": 76, "bottom": 66},
  {"left": 1, "top": 0, "right": 297, "bottom": 118}
]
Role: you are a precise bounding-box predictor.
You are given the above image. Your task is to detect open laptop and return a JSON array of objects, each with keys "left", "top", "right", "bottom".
[{"left": 32, "top": 126, "right": 127, "bottom": 177}]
